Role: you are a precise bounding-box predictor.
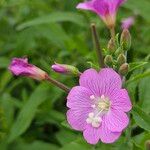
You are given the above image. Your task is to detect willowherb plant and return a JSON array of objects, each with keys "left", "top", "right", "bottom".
[{"left": 9, "top": 0, "right": 133, "bottom": 145}]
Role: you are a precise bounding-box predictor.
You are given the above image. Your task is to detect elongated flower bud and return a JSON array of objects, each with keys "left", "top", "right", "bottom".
[
  {"left": 120, "top": 29, "right": 131, "bottom": 51},
  {"left": 119, "top": 63, "right": 129, "bottom": 76},
  {"left": 107, "top": 38, "right": 115, "bottom": 53},
  {"left": 51, "top": 63, "right": 80, "bottom": 76},
  {"left": 117, "top": 54, "right": 126, "bottom": 66},
  {"left": 9, "top": 58, "right": 48, "bottom": 80},
  {"left": 104, "top": 55, "right": 113, "bottom": 67}
]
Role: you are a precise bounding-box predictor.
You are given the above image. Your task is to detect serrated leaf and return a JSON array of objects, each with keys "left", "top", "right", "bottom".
[{"left": 132, "top": 106, "right": 150, "bottom": 132}]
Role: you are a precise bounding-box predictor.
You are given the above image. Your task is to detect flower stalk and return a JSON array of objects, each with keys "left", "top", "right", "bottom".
[
  {"left": 45, "top": 75, "right": 70, "bottom": 93},
  {"left": 110, "top": 27, "right": 116, "bottom": 41},
  {"left": 91, "top": 23, "right": 104, "bottom": 68}
]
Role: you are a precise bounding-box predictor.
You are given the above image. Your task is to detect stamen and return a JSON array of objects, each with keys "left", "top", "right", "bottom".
[
  {"left": 91, "top": 104, "right": 96, "bottom": 108},
  {"left": 90, "top": 95, "right": 95, "bottom": 100},
  {"left": 86, "top": 95, "right": 111, "bottom": 128},
  {"left": 86, "top": 112, "right": 102, "bottom": 128}
]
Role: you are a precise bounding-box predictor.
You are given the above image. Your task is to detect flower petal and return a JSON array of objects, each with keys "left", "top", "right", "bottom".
[
  {"left": 79, "top": 68, "right": 122, "bottom": 96},
  {"left": 67, "top": 86, "right": 93, "bottom": 109},
  {"left": 83, "top": 124, "right": 101, "bottom": 144},
  {"left": 110, "top": 89, "right": 132, "bottom": 112},
  {"left": 76, "top": 1, "right": 94, "bottom": 11},
  {"left": 100, "top": 121, "right": 121, "bottom": 143},
  {"left": 79, "top": 69, "right": 102, "bottom": 96},
  {"left": 98, "top": 68, "right": 122, "bottom": 91},
  {"left": 104, "top": 109, "right": 129, "bottom": 132},
  {"left": 67, "top": 108, "right": 92, "bottom": 131}
]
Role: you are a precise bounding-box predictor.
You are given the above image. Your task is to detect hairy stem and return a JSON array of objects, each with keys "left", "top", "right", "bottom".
[
  {"left": 91, "top": 23, "right": 104, "bottom": 68},
  {"left": 110, "top": 27, "right": 115, "bottom": 41},
  {"left": 45, "top": 75, "right": 70, "bottom": 93}
]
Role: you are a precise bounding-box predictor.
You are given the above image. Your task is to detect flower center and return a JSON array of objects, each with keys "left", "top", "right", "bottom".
[{"left": 86, "top": 95, "right": 111, "bottom": 128}]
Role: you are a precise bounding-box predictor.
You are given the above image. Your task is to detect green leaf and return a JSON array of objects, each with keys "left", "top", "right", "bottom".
[
  {"left": 126, "top": 70, "right": 150, "bottom": 85},
  {"left": 0, "top": 57, "right": 10, "bottom": 69},
  {"left": 132, "top": 132, "right": 150, "bottom": 150},
  {"left": 129, "top": 62, "right": 148, "bottom": 73},
  {"left": 55, "top": 129, "right": 77, "bottom": 146},
  {"left": 17, "top": 12, "right": 87, "bottom": 30},
  {"left": 138, "top": 77, "right": 150, "bottom": 113},
  {"left": 132, "top": 106, "right": 150, "bottom": 132},
  {"left": 8, "top": 83, "right": 50, "bottom": 143},
  {"left": 61, "top": 120, "right": 73, "bottom": 130},
  {"left": 14, "top": 140, "right": 59, "bottom": 150},
  {"left": 60, "top": 138, "right": 92, "bottom": 150}
]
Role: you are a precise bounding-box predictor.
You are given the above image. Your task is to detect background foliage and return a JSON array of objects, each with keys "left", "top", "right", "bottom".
[{"left": 0, "top": 0, "right": 150, "bottom": 149}]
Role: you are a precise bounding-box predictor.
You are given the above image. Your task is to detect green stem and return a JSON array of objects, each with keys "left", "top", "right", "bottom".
[
  {"left": 110, "top": 27, "right": 115, "bottom": 41},
  {"left": 91, "top": 23, "right": 104, "bottom": 68},
  {"left": 45, "top": 75, "right": 70, "bottom": 93}
]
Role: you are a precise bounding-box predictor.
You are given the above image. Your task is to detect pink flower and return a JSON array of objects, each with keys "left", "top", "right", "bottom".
[
  {"left": 121, "top": 17, "right": 135, "bottom": 29},
  {"left": 66, "top": 68, "right": 132, "bottom": 144},
  {"left": 77, "top": 0, "right": 126, "bottom": 28},
  {"left": 9, "top": 58, "right": 47, "bottom": 80}
]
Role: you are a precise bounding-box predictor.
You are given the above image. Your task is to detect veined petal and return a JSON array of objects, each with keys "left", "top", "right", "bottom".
[
  {"left": 103, "top": 109, "right": 129, "bottom": 132},
  {"left": 79, "top": 69, "right": 102, "bottom": 96},
  {"left": 67, "top": 108, "right": 92, "bottom": 131},
  {"left": 67, "top": 86, "right": 93, "bottom": 109},
  {"left": 83, "top": 124, "right": 101, "bottom": 144},
  {"left": 100, "top": 121, "right": 121, "bottom": 143},
  {"left": 110, "top": 89, "right": 132, "bottom": 112}
]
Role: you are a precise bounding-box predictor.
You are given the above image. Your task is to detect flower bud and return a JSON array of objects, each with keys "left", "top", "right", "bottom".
[
  {"left": 107, "top": 38, "right": 116, "bottom": 53},
  {"left": 119, "top": 63, "right": 129, "bottom": 76},
  {"left": 104, "top": 55, "right": 113, "bottom": 67},
  {"left": 120, "top": 29, "right": 131, "bottom": 51},
  {"left": 51, "top": 63, "right": 80, "bottom": 76},
  {"left": 115, "top": 47, "right": 124, "bottom": 56},
  {"left": 117, "top": 54, "right": 126, "bottom": 66},
  {"left": 9, "top": 58, "right": 48, "bottom": 80}
]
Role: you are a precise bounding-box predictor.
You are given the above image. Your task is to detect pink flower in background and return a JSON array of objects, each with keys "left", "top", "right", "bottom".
[
  {"left": 9, "top": 58, "right": 47, "bottom": 80},
  {"left": 77, "top": 0, "right": 126, "bottom": 28},
  {"left": 67, "top": 68, "right": 132, "bottom": 144},
  {"left": 121, "top": 17, "right": 135, "bottom": 29}
]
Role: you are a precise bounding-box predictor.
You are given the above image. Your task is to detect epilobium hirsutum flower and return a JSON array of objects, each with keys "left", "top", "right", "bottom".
[
  {"left": 51, "top": 63, "right": 80, "bottom": 76},
  {"left": 67, "top": 68, "right": 132, "bottom": 144},
  {"left": 77, "top": 0, "right": 126, "bottom": 28},
  {"left": 121, "top": 17, "right": 135, "bottom": 29},
  {"left": 9, "top": 58, "right": 48, "bottom": 80}
]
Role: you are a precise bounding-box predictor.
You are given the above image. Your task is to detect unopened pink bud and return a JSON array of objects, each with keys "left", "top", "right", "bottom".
[
  {"left": 9, "top": 58, "right": 47, "bottom": 80},
  {"left": 51, "top": 63, "right": 80, "bottom": 76},
  {"left": 51, "top": 64, "right": 67, "bottom": 73}
]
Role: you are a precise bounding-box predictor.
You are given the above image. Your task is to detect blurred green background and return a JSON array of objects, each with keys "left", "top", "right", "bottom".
[{"left": 0, "top": 0, "right": 150, "bottom": 150}]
